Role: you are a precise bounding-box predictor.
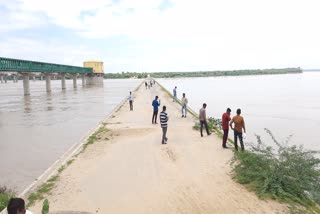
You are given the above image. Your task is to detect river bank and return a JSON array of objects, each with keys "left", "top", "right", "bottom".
[{"left": 21, "top": 81, "right": 289, "bottom": 213}]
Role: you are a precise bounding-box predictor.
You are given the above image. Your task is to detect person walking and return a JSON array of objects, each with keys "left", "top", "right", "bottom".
[
  {"left": 160, "top": 105, "right": 169, "bottom": 144},
  {"left": 173, "top": 86, "right": 177, "bottom": 102},
  {"left": 152, "top": 96, "right": 160, "bottom": 124},
  {"left": 199, "top": 103, "right": 211, "bottom": 137},
  {"left": 145, "top": 81, "right": 147, "bottom": 89},
  {"left": 128, "top": 91, "right": 134, "bottom": 111},
  {"left": 181, "top": 93, "right": 188, "bottom": 117},
  {"left": 222, "top": 108, "right": 232, "bottom": 148},
  {"left": 230, "top": 108, "right": 246, "bottom": 151}
]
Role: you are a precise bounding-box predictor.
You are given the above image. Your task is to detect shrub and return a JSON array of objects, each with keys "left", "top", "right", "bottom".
[
  {"left": 0, "top": 186, "right": 15, "bottom": 212},
  {"left": 42, "top": 199, "right": 49, "bottom": 214},
  {"left": 232, "top": 128, "right": 320, "bottom": 211},
  {"left": 193, "top": 117, "right": 222, "bottom": 131}
]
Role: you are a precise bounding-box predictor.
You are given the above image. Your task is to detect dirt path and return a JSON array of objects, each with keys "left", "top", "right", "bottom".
[{"left": 30, "top": 82, "right": 288, "bottom": 214}]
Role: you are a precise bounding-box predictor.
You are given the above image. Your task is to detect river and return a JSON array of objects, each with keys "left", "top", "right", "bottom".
[
  {"left": 158, "top": 72, "right": 320, "bottom": 151},
  {"left": 0, "top": 79, "right": 141, "bottom": 193}
]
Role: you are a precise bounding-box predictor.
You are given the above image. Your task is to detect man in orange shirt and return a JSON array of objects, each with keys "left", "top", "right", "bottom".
[{"left": 230, "top": 108, "right": 246, "bottom": 151}]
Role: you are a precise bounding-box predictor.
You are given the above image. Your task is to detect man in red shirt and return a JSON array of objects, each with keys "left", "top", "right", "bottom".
[{"left": 222, "top": 108, "right": 231, "bottom": 148}]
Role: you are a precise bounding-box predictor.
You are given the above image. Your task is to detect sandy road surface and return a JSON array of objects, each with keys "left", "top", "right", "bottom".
[{"left": 29, "top": 82, "right": 288, "bottom": 214}]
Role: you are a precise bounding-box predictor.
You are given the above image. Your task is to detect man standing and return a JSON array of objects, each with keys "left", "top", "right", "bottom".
[
  {"left": 128, "top": 91, "right": 134, "bottom": 111},
  {"left": 181, "top": 93, "right": 188, "bottom": 118},
  {"left": 160, "top": 106, "right": 169, "bottom": 144},
  {"left": 199, "top": 103, "right": 211, "bottom": 137},
  {"left": 222, "top": 108, "right": 232, "bottom": 148},
  {"left": 173, "top": 86, "right": 177, "bottom": 102},
  {"left": 152, "top": 96, "right": 160, "bottom": 124},
  {"left": 230, "top": 108, "right": 246, "bottom": 151}
]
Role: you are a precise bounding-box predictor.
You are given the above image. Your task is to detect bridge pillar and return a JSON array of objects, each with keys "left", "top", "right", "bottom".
[
  {"left": 33, "top": 75, "right": 36, "bottom": 81},
  {"left": 45, "top": 74, "right": 51, "bottom": 92},
  {"left": 86, "top": 74, "right": 104, "bottom": 85},
  {"left": 61, "top": 73, "right": 66, "bottom": 90},
  {"left": 22, "top": 73, "right": 30, "bottom": 95},
  {"left": 40, "top": 75, "right": 43, "bottom": 81},
  {"left": 72, "top": 74, "right": 77, "bottom": 88},
  {"left": 4, "top": 74, "right": 7, "bottom": 83},
  {"left": 13, "top": 74, "right": 18, "bottom": 83}
]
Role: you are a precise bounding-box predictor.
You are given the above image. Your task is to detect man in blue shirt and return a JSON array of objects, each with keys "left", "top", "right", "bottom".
[{"left": 152, "top": 96, "right": 160, "bottom": 124}]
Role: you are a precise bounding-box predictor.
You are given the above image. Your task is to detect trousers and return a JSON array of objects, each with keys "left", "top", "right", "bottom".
[{"left": 234, "top": 130, "right": 244, "bottom": 151}]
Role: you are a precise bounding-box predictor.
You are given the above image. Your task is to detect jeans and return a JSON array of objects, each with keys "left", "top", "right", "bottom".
[
  {"left": 152, "top": 111, "right": 158, "bottom": 123},
  {"left": 173, "top": 94, "right": 177, "bottom": 102},
  {"left": 129, "top": 100, "right": 133, "bottom": 111},
  {"left": 234, "top": 130, "right": 244, "bottom": 151},
  {"left": 182, "top": 104, "right": 187, "bottom": 116},
  {"left": 162, "top": 127, "right": 168, "bottom": 143},
  {"left": 223, "top": 129, "right": 229, "bottom": 147},
  {"left": 200, "top": 120, "right": 209, "bottom": 136}
]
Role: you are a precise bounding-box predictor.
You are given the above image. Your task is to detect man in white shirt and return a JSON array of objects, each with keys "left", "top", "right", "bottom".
[
  {"left": 181, "top": 93, "right": 188, "bottom": 118},
  {"left": 128, "top": 91, "right": 134, "bottom": 111}
]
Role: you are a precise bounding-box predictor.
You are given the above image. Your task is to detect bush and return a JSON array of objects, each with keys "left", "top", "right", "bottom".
[
  {"left": 0, "top": 186, "right": 15, "bottom": 212},
  {"left": 232, "top": 129, "right": 320, "bottom": 210},
  {"left": 193, "top": 117, "right": 222, "bottom": 131},
  {"left": 42, "top": 199, "right": 49, "bottom": 214}
]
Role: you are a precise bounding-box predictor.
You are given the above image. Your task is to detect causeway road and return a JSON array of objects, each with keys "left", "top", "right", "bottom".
[{"left": 30, "top": 82, "right": 288, "bottom": 214}]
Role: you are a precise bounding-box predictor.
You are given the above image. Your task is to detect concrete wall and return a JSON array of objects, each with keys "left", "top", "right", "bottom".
[{"left": 86, "top": 75, "right": 104, "bottom": 85}]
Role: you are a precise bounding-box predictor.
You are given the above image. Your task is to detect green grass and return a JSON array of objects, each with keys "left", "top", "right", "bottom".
[
  {"left": 27, "top": 175, "right": 58, "bottom": 207},
  {"left": 82, "top": 126, "right": 109, "bottom": 151},
  {"left": 232, "top": 129, "right": 320, "bottom": 213},
  {"left": 0, "top": 186, "right": 15, "bottom": 212}
]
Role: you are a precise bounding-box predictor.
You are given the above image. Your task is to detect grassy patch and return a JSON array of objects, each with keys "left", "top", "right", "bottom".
[
  {"left": 0, "top": 186, "right": 15, "bottom": 212},
  {"left": 232, "top": 129, "right": 320, "bottom": 213},
  {"left": 82, "top": 126, "right": 109, "bottom": 151},
  {"left": 27, "top": 175, "right": 59, "bottom": 207}
]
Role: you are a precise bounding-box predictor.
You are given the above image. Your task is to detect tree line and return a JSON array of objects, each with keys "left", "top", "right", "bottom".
[{"left": 104, "top": 68, "right": 302, "bottom": 79}]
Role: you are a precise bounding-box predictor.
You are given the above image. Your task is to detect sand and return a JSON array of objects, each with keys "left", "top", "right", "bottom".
[{"left": 29, "top": 82, "right": 288, "bottom": 214}]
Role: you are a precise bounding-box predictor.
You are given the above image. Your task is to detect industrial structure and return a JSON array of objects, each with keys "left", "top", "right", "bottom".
[{"left": 83, "top": 61, "right": 104, "bottom": 73}]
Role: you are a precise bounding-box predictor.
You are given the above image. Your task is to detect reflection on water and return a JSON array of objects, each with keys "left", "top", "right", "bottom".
[
  {"left": 0, "top": 79, "right": 141, "bottom": 193},
  {"left": 23, "top": 96, "right": 32, "bottom": 113}
]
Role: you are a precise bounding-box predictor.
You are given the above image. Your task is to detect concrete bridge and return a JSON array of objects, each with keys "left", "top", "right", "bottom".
[{"left": 0, "top": 57, "right": 104, "bottom": 95}]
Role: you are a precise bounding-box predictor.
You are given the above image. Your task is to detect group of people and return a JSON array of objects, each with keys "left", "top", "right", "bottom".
[
  {"left": 198, "top": 103, "right": 245, "bottom": 151},
  {"left": 170, "top": 85, "right": 246, "bottom": 150},
  {"left": 145, "top": 80, "right": 156, "bottom": 89},
  {"left": 129, "top": 82, "right": 246, "bottom": 150}
]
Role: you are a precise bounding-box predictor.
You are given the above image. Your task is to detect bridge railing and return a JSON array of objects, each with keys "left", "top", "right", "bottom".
[{"left": 0, "top": 57, "right": 93, "bottom": 74}]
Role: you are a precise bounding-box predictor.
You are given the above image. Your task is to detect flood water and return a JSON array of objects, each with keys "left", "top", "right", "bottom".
[
  {"left": 1, "top": 72, "right": 319, "bottom": 194},
  {"left": 159, "top": 72, "right": 320, "bottom": 151},
  {"left": 0, "top": 79, "right": 141, "bottom": 193}
]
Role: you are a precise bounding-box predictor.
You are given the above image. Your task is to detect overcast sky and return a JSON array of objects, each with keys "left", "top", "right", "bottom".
[{"left": 0, "top": 0, "right": 319, "bottom": 72}]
